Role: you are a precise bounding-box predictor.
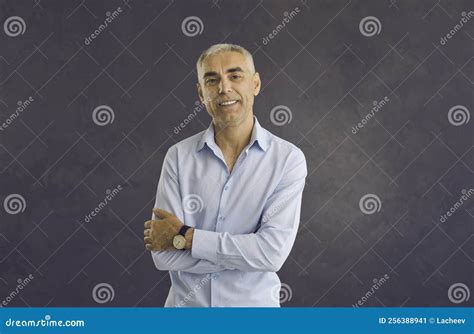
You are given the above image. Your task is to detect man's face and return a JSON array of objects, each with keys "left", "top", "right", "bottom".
[{"left": 197, "top": 51, "right": 261, "bottom": 127}]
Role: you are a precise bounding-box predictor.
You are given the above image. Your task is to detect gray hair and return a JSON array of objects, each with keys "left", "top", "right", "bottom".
[{"left": 196, "top": 43, "right": 255, "bottom": 79}]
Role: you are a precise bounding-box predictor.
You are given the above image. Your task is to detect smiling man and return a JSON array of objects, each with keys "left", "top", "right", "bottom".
[{"left": 144, "top": 44, "right": 307, "bottom": 307}]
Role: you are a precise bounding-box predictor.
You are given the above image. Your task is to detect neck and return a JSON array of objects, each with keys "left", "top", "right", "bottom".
[{"left": 213, "top": 114, "right": 254, "bottom": 155}]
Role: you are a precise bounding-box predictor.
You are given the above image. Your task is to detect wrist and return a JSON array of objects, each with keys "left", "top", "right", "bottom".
[{"left": 184, "top": 227, "right": 194, "bottom": 250}]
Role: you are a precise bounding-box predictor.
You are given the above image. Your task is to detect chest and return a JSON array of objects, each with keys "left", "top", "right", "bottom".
[
  {"left": 222, "top": 152, "right": 239, "bottom": 173},
  {"left": 179, "top": 151, "right": 282, "bottom": 233}
]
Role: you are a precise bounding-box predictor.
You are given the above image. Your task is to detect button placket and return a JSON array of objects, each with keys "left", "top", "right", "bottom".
[{"left": 216, "top": 178, "right": 231, "bottom": 230}]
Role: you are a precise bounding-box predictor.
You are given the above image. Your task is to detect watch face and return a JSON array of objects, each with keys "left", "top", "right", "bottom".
[{"left": 173, "top": 235, "right": 186, "bottom": 249}]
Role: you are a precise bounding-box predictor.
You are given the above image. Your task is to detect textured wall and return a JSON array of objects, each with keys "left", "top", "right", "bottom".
[{"left": 0, "top": 0, "right": 472, "bottom": 307}]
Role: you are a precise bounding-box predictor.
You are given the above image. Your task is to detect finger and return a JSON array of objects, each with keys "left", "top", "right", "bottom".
[
  {"left": 144, "top": 220, "right": 151, "bottom": 229},
  {"left": 144, "top": 237, "right": 152, "bottom": 243},
  {"left": 145, "top": 244, "right": 152, "bottom": 251},
  {"left": 153, "top": 208, "right": 174, "bottom": 219},
  {"left": 144, "top": 229, "right": 150, "bottom": 236}
]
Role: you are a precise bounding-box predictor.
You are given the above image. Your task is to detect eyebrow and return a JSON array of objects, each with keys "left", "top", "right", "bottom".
[{"left": 203, "top": 67, "right": 244, "bottom": 78}]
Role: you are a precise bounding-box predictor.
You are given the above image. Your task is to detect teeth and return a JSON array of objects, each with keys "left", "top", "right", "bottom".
[{"left": 220, "top": 100, "right": 237, "bottom": 106}]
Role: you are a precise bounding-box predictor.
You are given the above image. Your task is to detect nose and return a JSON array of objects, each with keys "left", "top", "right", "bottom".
[{"left": 218, "top": 77, "right": 233, "bottom": 94}]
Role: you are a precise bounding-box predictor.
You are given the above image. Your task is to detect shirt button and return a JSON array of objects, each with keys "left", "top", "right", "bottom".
[
  {"left": 218, "top": 215, "right": 224, "bottom": 221},
  {"left": 224, "top": 185, "right": 229, "bottom": 191}
]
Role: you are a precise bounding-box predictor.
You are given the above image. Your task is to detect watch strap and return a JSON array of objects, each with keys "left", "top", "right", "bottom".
[{"left": 178, "top": 225, "right": 191, "bottom": 237}]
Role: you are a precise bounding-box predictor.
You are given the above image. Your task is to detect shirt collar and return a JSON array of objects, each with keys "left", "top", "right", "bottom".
[{"left": 197, "top": 115, "right": 269, "bottom": 153}]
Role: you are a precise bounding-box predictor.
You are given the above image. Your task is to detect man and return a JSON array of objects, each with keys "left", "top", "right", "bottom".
[{"left": 144, "top": 44, "right": 307, "bottom": 307}]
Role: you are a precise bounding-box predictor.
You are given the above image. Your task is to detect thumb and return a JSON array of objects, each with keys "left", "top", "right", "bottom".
[{"left": 153, "top": 208, "right": 174, "bottom": 219}]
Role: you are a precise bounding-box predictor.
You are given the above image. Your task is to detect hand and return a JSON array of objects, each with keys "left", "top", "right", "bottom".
[{"left": 143, "top": 208, "right": 183, "bottom": 251}]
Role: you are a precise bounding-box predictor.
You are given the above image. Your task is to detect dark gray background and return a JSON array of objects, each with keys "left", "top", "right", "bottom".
[{"left": 0, "top": 0, "right": 472, "bottom": 307}]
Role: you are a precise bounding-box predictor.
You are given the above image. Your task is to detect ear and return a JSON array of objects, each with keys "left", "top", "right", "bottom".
[
  {"left": 196, "top": 82, "right": 205, "bottom": 103},
  {"left": 253, "top": 72, "right": 261, "bottom": 96}
]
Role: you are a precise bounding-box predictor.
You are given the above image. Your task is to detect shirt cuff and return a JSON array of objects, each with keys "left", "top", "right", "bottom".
[{"left": 191, "top": 229, "right": 219, "bottom": 264}]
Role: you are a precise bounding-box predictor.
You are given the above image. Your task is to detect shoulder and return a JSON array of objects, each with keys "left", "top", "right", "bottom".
[
  {"left": 264, "top": 128, "right": 306, "bottom": 162},
  {"left": 166, "top": 129, "right": 206, "bottom": 157}
]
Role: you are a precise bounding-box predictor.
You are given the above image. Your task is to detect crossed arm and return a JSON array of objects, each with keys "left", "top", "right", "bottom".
[{"left": 145, "top": 146, "right": 307, "bottom": 274}]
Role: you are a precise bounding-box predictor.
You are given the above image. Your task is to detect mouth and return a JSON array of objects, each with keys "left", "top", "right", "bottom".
[{"left": 218, "top": 100, "right": 239, "bottom": 107}]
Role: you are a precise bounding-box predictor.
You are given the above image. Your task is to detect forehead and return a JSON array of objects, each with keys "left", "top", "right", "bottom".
[{"left": 200, "top": 51, "right": 251, "bottom": 73}]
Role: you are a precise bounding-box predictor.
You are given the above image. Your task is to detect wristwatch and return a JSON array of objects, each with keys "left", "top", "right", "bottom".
[{"left": 173, "top": 225, "right": 191, "bottom": 250}]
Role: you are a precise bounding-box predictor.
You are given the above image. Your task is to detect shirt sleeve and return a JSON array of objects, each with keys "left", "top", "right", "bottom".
[
  {"left": 191, "top": 148, "right": 307, "bottom": 272},
  {"left": 150, "top": 145, "right": 228, "bottom": 274}
]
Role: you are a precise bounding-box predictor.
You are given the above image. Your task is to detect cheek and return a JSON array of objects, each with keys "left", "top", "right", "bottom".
[
  {"left": 205, "top": 90, "right": 218, "bottom": 100},
  {"left": 202, "top": 92, "right": 214, "bottom": 105},
  {"left": 243, "top": 94, "right": 254, "bottom": 106},
  {"left": 205, "top": 99, "right": 218, "bottom": 112},
  {"left": 204, "top": 101, "right": 214, "bottom": 112},
  {"left": 245, "top": 84, "right": 257, "bottom": 101}
]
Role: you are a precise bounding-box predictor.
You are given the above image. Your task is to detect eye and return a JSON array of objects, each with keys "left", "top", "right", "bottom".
[
  {"left": 231, "top": 74, "right": 242, "bottom": 80},
  {"left": 206, "top": 78, "right": 217, "bottom": 85}
]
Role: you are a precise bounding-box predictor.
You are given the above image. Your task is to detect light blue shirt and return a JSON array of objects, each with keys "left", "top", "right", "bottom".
[{"left": 151, "top": 115, "right": 307, "bottom": 307}]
